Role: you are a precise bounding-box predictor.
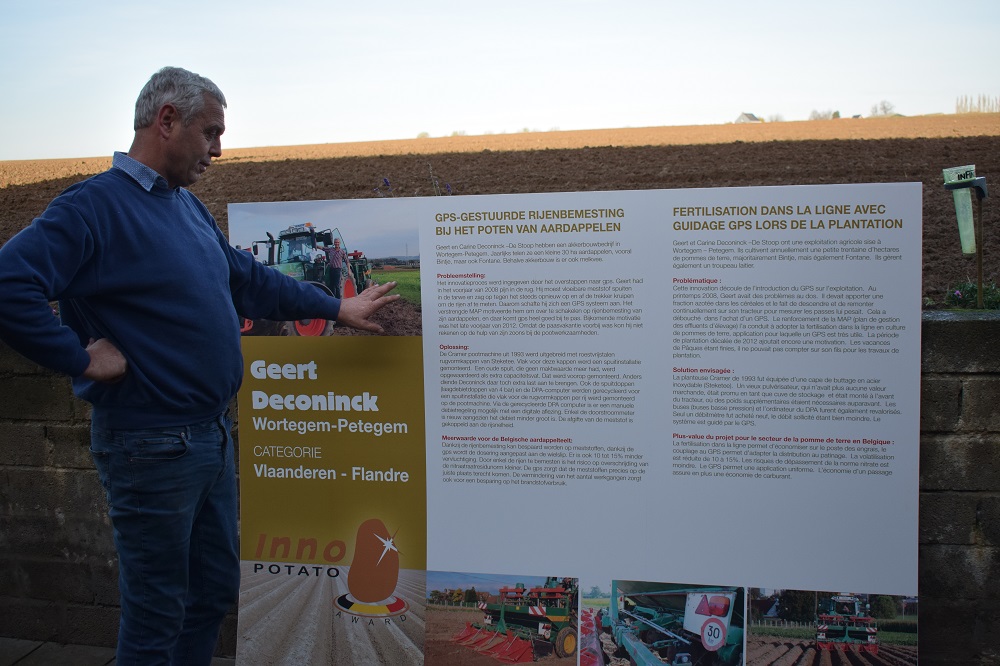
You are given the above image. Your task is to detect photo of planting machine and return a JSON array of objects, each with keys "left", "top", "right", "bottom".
[
  {"left": 241, "top": 223, "right": 372, "bottom": 336},
  {"left": 815, "top": 593, "right": 878, "bottom": 654},
  {"left": 598, "top": 581, "right": 743, "bottom": 666},
  {"left": 451, "top": 576, "right": 578, "bottom": 663}
]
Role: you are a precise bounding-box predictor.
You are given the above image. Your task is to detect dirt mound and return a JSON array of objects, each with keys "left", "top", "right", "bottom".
[
  {"left": 3, "top": 114, "right": 999, "bottom": 306},
  {"left": 330, "top": 300, "right": 422, "bottom": 337}
]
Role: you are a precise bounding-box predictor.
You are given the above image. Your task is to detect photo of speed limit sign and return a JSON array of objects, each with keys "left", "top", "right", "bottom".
[{"left": 701, "top": 616, "right": 727, "bottom": 651}]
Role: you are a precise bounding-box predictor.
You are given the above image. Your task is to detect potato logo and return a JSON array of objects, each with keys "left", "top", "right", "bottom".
[{"left": 347, "top": 518, "right": 399, "bottom": 603}]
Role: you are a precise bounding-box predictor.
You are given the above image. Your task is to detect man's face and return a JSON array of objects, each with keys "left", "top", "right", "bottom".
[{"left": 163, "top": 94, "right": 225, "bottom": 189}]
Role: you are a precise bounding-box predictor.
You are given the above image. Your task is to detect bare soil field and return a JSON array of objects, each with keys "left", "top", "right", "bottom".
[
  {"left": 747, "top": 637, "right": 918, "bottom": 665},
  {"left": 2, "top": 113, "right": 999, "bottom": 306}
]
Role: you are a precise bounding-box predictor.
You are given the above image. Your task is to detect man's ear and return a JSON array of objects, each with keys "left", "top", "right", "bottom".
[{"left": 156, "top": 103, "right": 181, "bottom": 139}]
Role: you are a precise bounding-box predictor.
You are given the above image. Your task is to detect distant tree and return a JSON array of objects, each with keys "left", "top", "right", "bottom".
[
  {"left": 777, "top": 590, "right": 815, "bottom": 622},
  {"left": 451, "top": 588, "right": 464, "bottom": 603},
  {"left": 766, "top": 114, "right": 785, "bottom": 123},
  {"left": 870, "top": 100, "right": 896, "bottom": 117},
  {"left": 809, "top": 109, "right": 836, "bottom": 121},
  {"left": 957, "top": 94, "right": 1000, "bottom": 113},
  {"left": 450, "top": 130, "right": 467, "bottom": 137},
  {"left": 586, "top": 585, "right": 603, "bottom": 598},
  {"left": 416, "top": 131, "right": 430, "bottom": 139},
  {"left": 464, "top": 586, "right": 478, "bottom": 603},
  {"left": 870, "top": 595, "right": 899, "bottom": 619}
]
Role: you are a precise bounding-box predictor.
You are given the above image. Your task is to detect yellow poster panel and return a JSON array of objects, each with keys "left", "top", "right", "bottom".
[{"left": 238, "top": 335, "right": 426, "bottom": 572}]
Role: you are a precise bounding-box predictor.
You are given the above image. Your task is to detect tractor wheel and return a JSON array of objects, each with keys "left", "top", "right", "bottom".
[
  {"left": 555, "top": 626, "right": 577, "bottom": 658},
  {"left": 280, "top": 319, "right": 333, "bottom": 336},
  {"left": 342, "top": 277, "right": 359, "bottom": 298}
]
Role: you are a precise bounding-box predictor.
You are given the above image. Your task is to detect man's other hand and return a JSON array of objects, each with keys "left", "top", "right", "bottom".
[{"left": 83, "top": 338, "right": 127, "bottom": 382}]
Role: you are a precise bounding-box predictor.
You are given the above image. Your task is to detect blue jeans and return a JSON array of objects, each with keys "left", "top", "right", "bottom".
[{"left": 90, "top": 412, "right": 239, "bottom": 665}]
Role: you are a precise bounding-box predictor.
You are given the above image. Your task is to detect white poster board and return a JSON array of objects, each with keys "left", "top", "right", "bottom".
[{"left": 231, "top": 183, "right": 921, "bottom": 665}]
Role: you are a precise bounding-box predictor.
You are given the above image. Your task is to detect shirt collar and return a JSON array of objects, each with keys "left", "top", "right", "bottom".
[{"left": 112, "top": 151, "right": 170, "bottom": 192}]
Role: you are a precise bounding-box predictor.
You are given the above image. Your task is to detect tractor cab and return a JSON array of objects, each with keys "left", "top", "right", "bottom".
[{"left": 277, "top": 231, "right": 320, "bottom": 264}]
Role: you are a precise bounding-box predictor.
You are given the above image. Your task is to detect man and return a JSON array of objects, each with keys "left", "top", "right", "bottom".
[
  {"left": 0, "top": 67, "right": 397, "bottom": 664},
  {"left": 324, "top": 236, "right": 349, "bottom": 298}
]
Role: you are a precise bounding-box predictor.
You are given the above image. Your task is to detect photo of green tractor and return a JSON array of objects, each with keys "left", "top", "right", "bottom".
[
  {"left": 425, "top": 573, "right": 578, "bottom": 664},
  {"left": 239, "top": 222, "right": 372, "bottom": 336},
  {"left": 746, "top": 588, "right": 917, "bottom": 665}
]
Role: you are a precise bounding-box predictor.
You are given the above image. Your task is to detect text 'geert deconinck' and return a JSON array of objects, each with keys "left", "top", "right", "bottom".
[{"left": 249, "top": 359, "right": 378, "bottom": 412}]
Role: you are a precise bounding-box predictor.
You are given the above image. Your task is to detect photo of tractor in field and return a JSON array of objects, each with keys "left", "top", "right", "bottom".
[
  {"left": 815, "top": 593, "right": 878, "bottom": 654},
  {"left": 745, "top": 588, "right": 916, "bottom": 665},
  {"left": 240, "top": 222, "right": 372, "bottom": 336},
  {"left": 435, "top": 575, "right": 578, "bottom": 664},
  {"left": 582, "top": 581, "right": 744, "bottom": 666}
]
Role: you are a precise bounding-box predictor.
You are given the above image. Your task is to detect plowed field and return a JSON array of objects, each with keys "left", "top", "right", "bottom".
[
  {"left": 748, "top": 637, "right": 918, "bottom": 665},
  {"left": 2, "top": 113, "right": 999, "bottom": 306}
]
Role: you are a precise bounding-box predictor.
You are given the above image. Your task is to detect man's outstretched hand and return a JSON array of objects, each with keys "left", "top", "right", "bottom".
[{"left": 336, "top": 282, "right": 400, "bottom": 334}]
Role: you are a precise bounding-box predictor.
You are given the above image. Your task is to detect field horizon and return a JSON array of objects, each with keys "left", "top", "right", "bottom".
[
  {"left": 3, "top": 112, "right": 999, "bottom": 189},
  {"left": 2, "top": 112, "right": 999, "bottom": 306}
]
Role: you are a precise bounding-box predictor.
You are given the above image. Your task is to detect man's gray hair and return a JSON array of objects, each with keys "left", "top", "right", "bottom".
[{"left": 134, "top": 67, "right": 227, "bottom": 130}]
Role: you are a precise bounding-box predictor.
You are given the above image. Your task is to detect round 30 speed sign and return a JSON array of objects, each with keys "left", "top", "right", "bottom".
[{"left": 701, "top": 617, "right": 727, "bottom": 651}]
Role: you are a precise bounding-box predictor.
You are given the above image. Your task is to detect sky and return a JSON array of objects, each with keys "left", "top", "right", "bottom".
[
  {"left": 425, "top": 571, "right": 552, "bottom": 597},
  {"left": 1, "top": 0, "right": 997, "bottom": 161},
  {"left": 228, "top": 196, "right": 420, "bottom": 259}
]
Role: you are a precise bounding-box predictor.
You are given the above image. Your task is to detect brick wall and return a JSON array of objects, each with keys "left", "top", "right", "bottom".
[
  {"left": 920, "top": 312, "right": 1000, "bottom": 664},
  {"left": 0, "top": 341, "right": 238, "bottom": 656},
  {"left": 1, "top": 314, "right": 997, "bottom": 663}
]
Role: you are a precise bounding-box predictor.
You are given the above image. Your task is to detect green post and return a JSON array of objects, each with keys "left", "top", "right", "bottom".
[{"left": 944, "top": 169, "right": 989, "bottom": 308}]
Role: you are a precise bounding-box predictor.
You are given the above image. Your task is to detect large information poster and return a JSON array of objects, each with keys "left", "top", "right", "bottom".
[{"left": 230, "top": 183, "right": 920, "bottom": 665}]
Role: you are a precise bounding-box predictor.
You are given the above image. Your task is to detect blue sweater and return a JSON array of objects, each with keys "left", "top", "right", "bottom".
[{"left": 0, "top": 166, "right": 341, "bottom": 429}]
